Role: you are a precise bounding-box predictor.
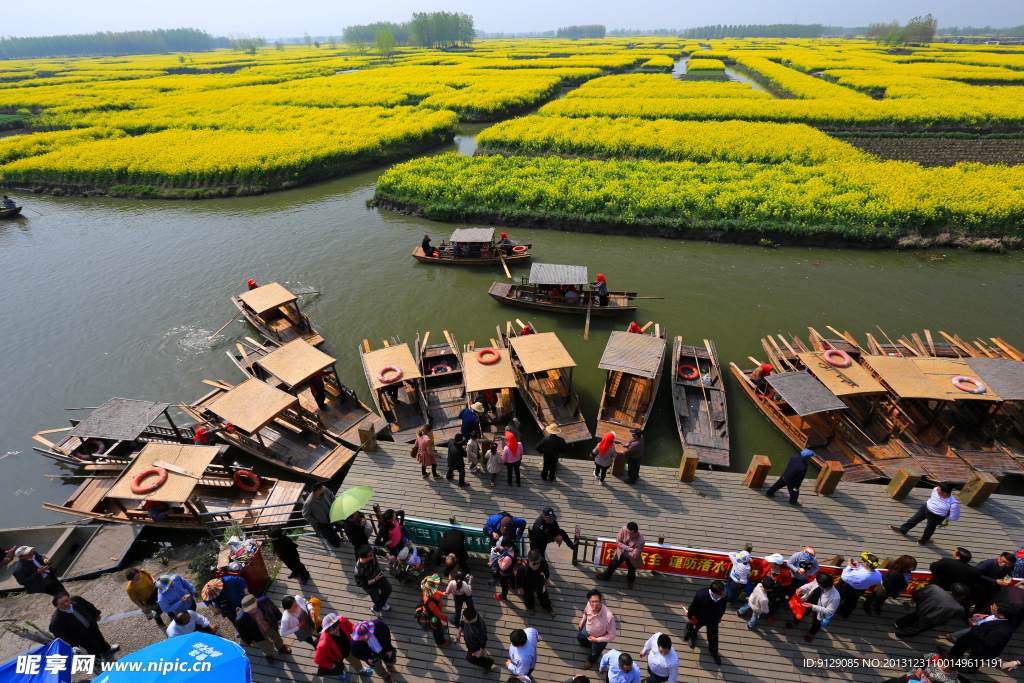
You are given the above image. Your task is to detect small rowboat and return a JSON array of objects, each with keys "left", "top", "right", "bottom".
[
  {"left": 358, "top": 338, "right": 430, "bottom": 443},
  {"left": 232, "top": 282, "right": 323, "bottom": 347},
  {"left": 464, "top": 331, "right": 520, "bottom": 442},
  {"left": 0, "top": 206, "right": 23, "bottom": 219},
  {"left": 596, "top": 324, "right": 667, "bottom": 449},
  {"left": 414, "top": 227, "right": 532, "bottom": 266},
  {"left": 672, "top": 338, "right": 729, "bottom": 467},
  {"left": 488, "top": 263, "right": 637, "bottom": 317},
  {"left": 418, "top": 330, "right": 467, "bottom": 443}
]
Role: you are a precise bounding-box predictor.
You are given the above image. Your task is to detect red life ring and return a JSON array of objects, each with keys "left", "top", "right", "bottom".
[
  {"left": 823, "top": 349, "right": 852, "bottom": 368},
  {"left": 432, "top": 364, "right": 452, "bottom": 375},
  {"left": 952, "top": 376, "right": 986, "bottom": 394},
  {"left": 678, "top": 364, "right": 699, "bottom": 380},
  {"left": 233, "top": 469, "right": 261, "bottom": 492},
  {"left": 131, "top": 467, "right": 168, "bottom": 494},
  {"left": 476, "top": 348, "right": 500, "bottom": 365},
  {"left": 511, "top": 245, "right": 528, "bottom": 254},
  {"left": 377, "top": 365, "right": 403, "bottom": 384}
]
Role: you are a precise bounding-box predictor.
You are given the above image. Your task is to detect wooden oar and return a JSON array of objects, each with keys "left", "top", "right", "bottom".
[
  {"left": 697, "top": 343, "right": 714, "bottom": 433},
  {"left": 876, "top": 326, "right": 902, "bottom": 356},
  {"left": 515, "top": 319, "right": 525, "bottom": 329},
  {"left": 640, "top": 321, "right": 653, "bottom": 332},
  {"left": 499, "top": 255, "right": 512, "bottom": 279},
  {"left": 584, "top": 297, "right": 593, "bottom": 340},
  {"left": 630, "top": 296, "right": 665, "bottom": 300},
  {"left": 153, "top": 460, "right": 200, "bottom": 478},
  {"left": 421, "top": 330, "right": 430, "bottom": 350},
  {"left": 443, "top": 330, "right": 460, "bottom": 358},
  {"left": 207, "top": 312, "right": 241, "bottom": 341}
]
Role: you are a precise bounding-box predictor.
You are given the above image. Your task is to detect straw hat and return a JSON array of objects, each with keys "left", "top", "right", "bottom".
[
  {"left": 241, "top": 594, "right": 259, "bottom": 612},
  {"left": 544, "top": 424, "right": 561, "bottom": 435},
  {"left": 471, "top": 402, "right": 485, "bottom": 413}
]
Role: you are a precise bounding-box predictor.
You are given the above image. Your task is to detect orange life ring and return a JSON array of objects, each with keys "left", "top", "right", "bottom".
[
  {"left": 233, "top": 469, "right": 261, "bottom": 492},
  {"left": 678, "top": 364, "right": 699, "bottom": 380},
  {"left": 377, "top": 365, "right": 403, "bottom": 384},
  {"left": 952, "top": 376, "right": 986, "bottom": 394},
  {"left": 476, "top": 348, "right": 500, "bottom": 365},
  {"left": 823, "top": 349, "right": 852, "bottom": 368},
  {"left": 512, "top": 245, "right": 528, "bottom": 254},
  {"left": 131, "top": 467, "right": 168, "bottom": 494},
  {"left": 432, "top": 364, "right": 452, "bottom": 375}
]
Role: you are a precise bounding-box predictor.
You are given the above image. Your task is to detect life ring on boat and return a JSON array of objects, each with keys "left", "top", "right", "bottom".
[
  {"left": 511, "top": 245, "right": 528, "bottom": 254},
  {"left": 678, "top": 364, "right": 699, "bottom": 380},
  {"left": 823, "top": 349, "right": 852, "bottom": 368},
  {"left": 476, "top": 348, "right": 500, "bottom": 365},
  {"left": 952, "top": 376, "right": 986, "bottom": 394},
  {"left": 432, "top": 364, "right": 452, "bottom": 375},
  {"left": 377, "top": 365, "right": 403, "bottom": 384},
  {"left": 233, "top": 469, "right": 261, "bottom": 492},
  {"left": 131, "top": 467, "right": 168, "bottom": 494}
]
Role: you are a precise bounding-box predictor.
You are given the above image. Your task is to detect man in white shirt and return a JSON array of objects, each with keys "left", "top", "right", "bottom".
[
  {"left": 506, "top": 627, "right": 539, "bottom": 677},
  {"left": 639, "top": 632, "right": 678, "bottom": 683},
  {"left": 166, "top": 610, "right": 217, "bottom": 638},
  {"left": 890, "top": 482, "right": 960, "bottom": 545}
]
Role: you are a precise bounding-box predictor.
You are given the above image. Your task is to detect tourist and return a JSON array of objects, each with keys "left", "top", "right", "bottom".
[
  {"left": 577, "top": 588, "right": 616, "bottom": 669},
  {"left": 684, "top": 580, "right": 727, "bottom": 665},
  {"left": 315, "top": 614, "right": 367, "bottom": 681},
  {"left": 929, "top": 547, "right": 981, "bottom": 590},
  {"left": 303, "top": 482, "right": 341, "bottom": 548},
  {"left": 467, "top": 434, "right": 481, "bottom": 472},
  {"left": 446, "top": 432, "right": 470, "bottom": 487},
  {"left": 946, "top": 601, "right": 1017, "bottom": 670},
  {"left": 13, "top": 546, "right": 64, "bottom": 596},
  {"left": 374, "top": 508, "right": 406, "bottom": 558},
  {"left": 350, "top": 619, "right": 397, "bottom": 683},
  {"left": 309, "top": 371, "right": 328, "bottom": 410},
  {"left": 529, "top": 507, "right": 577, "bottom": 556},
  {"left": 639, "top": 632, "right": 678, "bottom": 683},
  {"left": 536, "top": 423, "right": 569, "bottom": 482},
  {"left": 355, "top": 544, "right": 392, "bottom": 616},
  {"left": 445, "top": 569, "right": 475, "bottom": 628},
  {"left": 503, "top": 429, "right": 524, "bottom": 487},
  {"left": 787, "top": 547, "right": 819, "bottom": 593},
  {"left": 237, "top": 594, "right": 292, "bottom": 663},
  {"left": 622, "top": 428, "right": 645, "bottom": 485},
  {"left": 565, "top": 285, "right": 580, "bottom": 303},
  {"left": 124, "top": 567, "right": 164, "bottom": 626},
  {"left": 438, "top": 527, "right": 470, "bottom": 570},
  {"left": 166, "top": 610, "right": 217, "bottom": 638},
  {"left": 763, "top": 554, "right": 793, "bottom": 619},
  {"left": 268, "top": 527, "right": 311, "bottom": 584},
  {"left": 49, "top": 593, "right": 119, "bottom": 659},
  {"left": 863, "top": 555, "right": 917, "bottom": 616},
  {"left": 972, "top": 551, "right": 1016, "bottom": 614},
  {"left": 485, "top": 511, "right": 527, "bottom": 547},
  {"left": 890, "top": 481, "right": 960, "bottom": 545},
  {"left": 507, "top": 627, "right": 539, "bottom": 677},
  {"left": 420, "top": 574, "right": 451, "bottom": 646},
  {"left": 493, "top": 536, "right": 518, "bottom": 602},
  {"left": 837, "top": 553, "right": 883, "bottom": 618},
  {"left": 485, "top": 440, "right": 504, "bottom": 486},
  {"left": 591, "top": 432, "right": 616, "bottom": 484},
  {"left": 737, "top": 575, "right": 775, "bottom": 630},
  {"left": 882, "top": 654, "right": 957, "bottom": 683},
  {"left": 459, "top": 607, "right": 493, "bottom": 671},
  {"left": 726, "top": 550, "right": 753, "bottom": 602},
  {"left": 765, "top": 449, "right": 814, "bottom": 506},
  {"left": 750, "top": 363, "right": 773, "bottom": 394},
  {"left": 893, "top": 582, "right": 969, "bottom": 639},
  {"left": 515, "top": 550, "right": 555, "bottom": 617},
  {"left": 598, "top": 522, "right": 645, "bottom": 588},
  {"left": 786, "top": 573, "right": 839, "bottom": 643},
  {"left": 280, "top": 595, "right": 317, "bottom": 647},
  {"left": 343, "top": 510, "right": 372, "bottom": 557},
  {"left": 459, "top": 403, "right": 484, "bottom": 439},
  {"left": 599, "top": 650, "right": 640, "bottom": 683},
  {"left": 421, "top": 234, "right": 433, "bottom": 254},
  {"left": 592, "top": 274, "right": 610, "bottom": 307},
  {"left": 157, "top": 573, "right": 199, "bottom": 616},
  {"left": 202, "top": 575, "right": 249, "bottom": 626},
  {"left": 414, "top": 425, "right": 442, "bottom": 479}
]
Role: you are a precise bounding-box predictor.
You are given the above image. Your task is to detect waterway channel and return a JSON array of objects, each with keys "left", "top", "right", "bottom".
[{"left": 1, "top": 123, "right": 1022, "bottom": 527}]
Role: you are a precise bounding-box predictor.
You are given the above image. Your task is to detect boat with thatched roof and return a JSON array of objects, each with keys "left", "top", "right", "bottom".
[
  {"left": 463, "top": 331, "right": 520, "bottom": 442},
  {"left": 358, "top": 339, "right": 429, "bottom": 443},
  {"left": 488, "top": 263, "right": 638, "bottom": 317},
  {"left": 232, "top": 282, "right": 323, "bottom": 347},
  {"left": 595, "top": 325, "right": 667, "bottom": 450},
  {"left": 413, "top": 228, "right": 532, "bottom": 266}
]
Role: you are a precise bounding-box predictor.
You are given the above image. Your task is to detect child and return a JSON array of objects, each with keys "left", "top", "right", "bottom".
[
  {"left": 727, "top": 550, "right": 752, "bottom": 602},
  {"left": 484, "top": 441, "right": 503, "bottom": 487},
  {"left": 467, "top": 436, "right": 481, "bottom": 473},
  {"left": 737, "top": 576, "right": 774, "bottom": 629},
  {"left": 444, "top": 570, "right": 474, "bottom": 628},
  {"left": 763, "top": 553, "right": 792, "bottom": 624}
]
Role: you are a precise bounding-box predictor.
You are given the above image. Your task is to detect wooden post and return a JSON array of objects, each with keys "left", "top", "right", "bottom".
[
  {"left": 814, "top": 460, "right": 844, "bottom": 496},
  {"left": 960, "top": 472, "right": 999, "bottom": 507},
  {"left": 357, "top": 421, "right": 377, "bottom": 451},
  {"left": 744, "top": 455, "right": 772, "bottom": 488},
  {"left": 885, "top": 467, "right": 922, "bottom": 500},
  {"left": 677, "top": 449, "right": 699, "bottom": 482},
  {"left": 611, "top": 447, "right": 627, "bottom": 477}
]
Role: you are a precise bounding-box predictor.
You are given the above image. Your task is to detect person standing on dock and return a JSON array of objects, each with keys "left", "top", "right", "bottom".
[
  {"left": 459, "top": 607, "right": 493, "bottom": 671},
  {"left": 503, "top": 430, "right": 524, "bottom": 487},
  {"left": 599, "top": 650, "right": 640, "bottom": 683},
  {"left": 591, "top": 432, "right": 616, "bottom": 484},
  {"left": 13, "top": 546, "right": 64, "bottom": 596},
  {"left": 355, "top": 544, "right": 392, "bottom": 617},
  {"left": 202, "top": 575, "right": 248, "bottom": 627},
  {"left": 279, "top": 595, "right": 317, "bottom": 647},
  {"left": 598, "top": 522, "right": 645, "bottom": 589},
  {"left": 507, "top": 627, "right": 539, "bottom": 677},
  {"left": 166, "top": 610, "right": 217, "bottom": 638},
  {"left": 350, "top": 619, "right": 397, "bottom": 683},
  {"left": 863, "top": 554, "right": 917, "bottom": 616},
  {"left": 446, "top": 433, "right": 470, "bottom": 487},
  {"left": 786, "top": 573, "right": 839, "bottom": 644},
  {"left": 156, "top": 573, "right": 199, "bottom": 616},
  {"left": 972, "top": 552, "right": 1016, "bottom": 615},
  {"left": 515, "top": 550, "right": 556, "bottom": 617},
  {"left": 786, "top": 547, "right": 819, "bottom": 595},
  {"left": 315, "top": 614, "right": 361, "bottom": 680},
  {"left": 928, "top": 547, "right": 980, "bottom": 591},
  {"left": 438, "top": 527, "right": 470, "bottom": 572},
  {"left": 268, "top": 527, "right": 311, "bottom": 584},
  {"left": 124, "top": 567, "right": 164, "bottom": 626},
  {"left": 591, "top": 274, "right": 610, "bottom": 307},
  {"left": 622, "top": 428, "right": 645, "bottom": 485},
  {"left": 684, "top": 580, "right": 727, "bottom": 665},
  {"left": 304, "top": 482, "right": 342, "bottom": 548},
  {"left": 765, "top": 449, "right": 814, "bottom": 506},
  {"left": 890, "top": 481, "right": 960, "bottom": 545},
  {"left": 460, "top": 403, "right": 484, "bottom": 440},
  {"left": 639, "top": 632, "right": 678, "bottom": 683},
  {"left": 836, "top": 553, "right": 883, "bottom": 618},
  {"left": 49, "top": 593, "right": 119, "bottom": 660},
  {"left": 536, "top": 424, "right": 568, "bottom": 482},
  {"left": 577, "top": 588, "right": 616, "bottom": 669},
  {"left": 530, "top": 507, "right": 577, "bottom": 556},
  {"left": 415, "top": 426, "right": 442, "bottom": 480},
  {"left": 445, "top": 569, "right": 475, "bottom": 628},
  {"left": 344, "top": 510, "right": 372, "bottom": 558}
]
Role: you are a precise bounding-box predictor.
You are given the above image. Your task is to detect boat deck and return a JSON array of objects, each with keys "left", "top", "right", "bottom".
[
  {"left": 61, "top": 523, "right": 142, "bottom": 580},
  {"left": 523, "top": 373, "right": 590, "bottom": 443}
]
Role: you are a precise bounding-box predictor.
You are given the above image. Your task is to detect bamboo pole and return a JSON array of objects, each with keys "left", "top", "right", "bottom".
[
  {"left": 207, "top": 312, "right": 241, "bottom": 341},
  {"left": 584, "top": 297, "right": 593, "bottom": 341}
]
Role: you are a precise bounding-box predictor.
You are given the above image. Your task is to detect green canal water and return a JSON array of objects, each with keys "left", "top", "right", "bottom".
[{"left": 1, "top": 122, "right": 1022, "bottom": 527}]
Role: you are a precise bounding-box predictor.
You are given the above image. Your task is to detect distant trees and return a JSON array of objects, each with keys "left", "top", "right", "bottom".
[
  {"left": 867, "top": 14, "right": 938, "bottom": 45},
  {"left": 557, "top": 25, "right": 606, "bottom": 39},
  {"left": 0, "top": 27, "right": 214, "bottom": 59},
  {"left": 344, "top": 22, "right": 411, "bottom": 46},
  {"left": 608, "top": 28, "right": 677, "bottom": 36},
  {"left": 375, "top": 30, "right": 397, "bottom": 61},
  {"left": 937, "top": 25, "right": 1024, "bottom": 36},
  {"left": 344, "top": 12, "right": 474, "bottom": 50},
  {"left": 226, "top": 33, "right": 267, "bottom": 54},
  {"left": 680, "top": 24, "right": 823, "bottom": 39}
]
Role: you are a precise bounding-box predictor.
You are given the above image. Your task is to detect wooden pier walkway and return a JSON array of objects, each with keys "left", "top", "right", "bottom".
[{"left": 251, "top": 445, "right": 1024, "bottom": 683}]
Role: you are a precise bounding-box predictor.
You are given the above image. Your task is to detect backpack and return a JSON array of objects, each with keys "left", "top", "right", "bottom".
[{"left": 415, "top": 594, "right": 443, "bottom": 630}]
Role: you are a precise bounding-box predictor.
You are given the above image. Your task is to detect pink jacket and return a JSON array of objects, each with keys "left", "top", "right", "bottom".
[
  {"left": 502, "top": 442, "right": 523, "bottom": 464},
  {"left": 615, "top": 526, "right": 645, "bottom": 565},
  {"left": 578, "top": 604, "right": 616, "bottom": 642}
]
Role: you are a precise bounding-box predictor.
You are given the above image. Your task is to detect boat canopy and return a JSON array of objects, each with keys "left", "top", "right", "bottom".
[
  {"left": 864, "top": 356, "right": 1002, "bottom": 401},
  {"left": 528, "top": 263, "right": 588, "bottom": 286},
  {"left": 107, "top": 443, "right": 221, "bottom": 503},
  {"left": 912, "top": 358, "right": 1003, "bottom": 401},
  {"left": 449, "top": 228, "right": 494, "bottom": 243},
  {"left": 257, "top": 339, "right": 335, "bottom": 389},
  {"left": 68, "top": 398, "right": 171, "bottom": 441},
  {"left": 207, "top": 378, "right": 298, "bottom": 433},
  {"left": 766, "top": 370, "right": 847, "bottom": 417},
  {"left": 239, "top": 282, "right": 297, "bottom": 315},
  {"left": 464, "top": 348, "right": 517, "bottom": 393},
  {"left": 364, "top": 344, "right": 422, "bottom": 390},
  {"left": 797, "top": 353, "right": 886, "bottom": 397},
  {"left": 599, "top": 331, "right": 666, "bottom": 379},
  {"left": 510, "top": 332, "right": 577, "bottom": 374},
  {"left": 965, "top": 357, "right": 1024, "bottom": 401}
]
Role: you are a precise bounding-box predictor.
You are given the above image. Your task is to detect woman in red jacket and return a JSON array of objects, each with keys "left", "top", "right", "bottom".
[{"left": 315, "top": 614, "right": 371, "bottom": 680}]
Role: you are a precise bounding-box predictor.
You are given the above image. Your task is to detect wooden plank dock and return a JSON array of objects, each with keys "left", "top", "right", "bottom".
[{"left": 251, "top": 445, "right": 1024, "bottom": 683}]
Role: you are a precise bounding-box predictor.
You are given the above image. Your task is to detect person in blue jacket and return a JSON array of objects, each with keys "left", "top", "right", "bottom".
[
  {"left": 459, "top": 403, "right": 483, "bottom": 439},
  {"left": 765, "top": 449, "right": 814, "bottom": 505},
  {"left": 485, "top": 512, "right": 526, "bottom": 547},
  {"left": 202, "top": 575, "right": 249, "bottom": 626},
  {"left": 155, "top": 574, "right": 198, "bottom": 616}
]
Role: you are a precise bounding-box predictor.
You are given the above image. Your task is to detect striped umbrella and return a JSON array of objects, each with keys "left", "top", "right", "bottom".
[{"left": 201, "top": 578, "right": 224, "bottom": 602}]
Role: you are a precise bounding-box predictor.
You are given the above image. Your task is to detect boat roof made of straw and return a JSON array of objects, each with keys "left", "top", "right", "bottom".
[
  {"left": 766, "top": 370, "right": 848, "bottom": 417},
  {"left": 364, "top": 344, "right": 422, "bottom": 390},
  {"left": 797, "top": 352, "right": 886, "bottom": 397},
  {"left": 529, "top": 263, "right": 588, "bottom": 286},
  {"left": 463, "top": 347, "right": 518, "bottom": 393},
  {"left": 107, "top": 443, "right": 220, "bottom": 502},
  {"left": 257, "top": 339, "right": 336, "bottom": 389},
  {"left": 238, "top": 282, "right": 297, "bottom": 315},
  {"left": 207, "top": 378, "right": 299, "bottom": 433},
  {"left": 68, "top": 398, "right": 171, "bottom": 441},
  {"left": 966, "top": 357, "right": 1024, "bottom": 401},
  {"left": 863, "top": 355, "right": 1002, "bottom": 402},
  {"left": 599, "top": 331, "right": 666, "bottom": 379},
  {"left": 449, "top": 227, "right": 494, "bottom": 243},
  {"left": 510, "top": 332, "right": 576, "bottom": 374}
]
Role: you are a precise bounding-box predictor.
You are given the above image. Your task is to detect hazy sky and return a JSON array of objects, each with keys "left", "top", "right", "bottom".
[{"left": 6, "top": 0, "right": 1022, "bottom": 39}]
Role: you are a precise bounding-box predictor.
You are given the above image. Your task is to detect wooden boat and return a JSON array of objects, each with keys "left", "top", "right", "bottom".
[
  {"left": 488, "top": 263, "right": 637, "bottom": 317},
  {"left": 671, "top": 338, "right": 729, "bottom": 467},
  {"left": 417, "top": 330, "right": 467, "bottom": 442},
  {"left": 32, "top": 398, "right": 195, "bottom": 467},
  {"left": 413, "top": 228, "right": 532, "bottom": 266},
  {"left": 228, "top": 336, "right": 386, "bottom": 449},
  {"left": 463, "top": 332, "right": 519, "bottom": 442},
  {"left": 595, "top": 324, "right": 667, "bottom": 449},
  {"left": 0, "top": 205, "right": 23, "bottom": 219},
  {"left": 231, "top": 282, "right": 323, "bottom": 347},
  {"left": 504, "top": 323, "right": 591, "bottom": 444},
  {"left": 42, "top": 443, "right": 305, "bottom": 531},
  {"left": 182, "top": 378, "right": 355, "bottom": 481},
  {"left": 0, "top": 523, "right": 143, "bottom": 591},
  {"left": 359, "top": 339, "right": 430, "bottom": 443}
]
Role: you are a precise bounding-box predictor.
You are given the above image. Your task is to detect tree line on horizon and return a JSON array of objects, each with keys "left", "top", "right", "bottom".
[
  {"left": 557, "top": 25, "right": 606, "bottom": 39},
  {"left": 0, "top": 28, "right": 218, "bottom": 60},
  {"left": 681, "top": 24, "right": 826, "bottom": 39},
  {"left": 866, "top": 15, "right": 938, "bottom": 45},
  {"left": 342, "top": 12, "right": 475, "bottom": 50}
]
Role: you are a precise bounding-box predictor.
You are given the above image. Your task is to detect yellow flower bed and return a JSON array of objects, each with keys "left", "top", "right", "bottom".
[{"left": 686, "top": 58, "right": 726, "bottom": 71}]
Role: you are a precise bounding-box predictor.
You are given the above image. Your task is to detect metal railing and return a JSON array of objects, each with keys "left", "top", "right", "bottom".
[{"left": 196, "top": 498, "right": 308, "bottom": 540}]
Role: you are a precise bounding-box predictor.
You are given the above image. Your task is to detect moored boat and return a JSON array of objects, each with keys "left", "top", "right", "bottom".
[
  {"left": 0, "top": 205, "right": 23, "bottom": 219},
  {"left": 417, "top": 330, "right": 466, "bottom": 442},
  {"left": 413, "top": 228, "right": 532, "bottom": 266},
  {"left": 463, "top": 333, "right": 519, "bottom": 442},
  {"left": 671, "top": 338, "right": 729, "bottom": 467},
  {"left": 358, "top": 339, "right": 430, "bottom": 443},
  {"left": 231, "top": 282, "right": 323, "bottom": 347},
  {"left": 488, "top": 263, "right": 637, "bottom": 317},
  {"left": 595, "top": 324, "right": 667, "bottom": 449}
]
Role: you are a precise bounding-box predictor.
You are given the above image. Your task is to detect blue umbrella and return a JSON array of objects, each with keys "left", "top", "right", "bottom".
[
  {"left": 0, "top": 638, "right": 73, "bottom": 683},
  {"left": 92, "top": 632, "right": 250, "bottom": 683}
]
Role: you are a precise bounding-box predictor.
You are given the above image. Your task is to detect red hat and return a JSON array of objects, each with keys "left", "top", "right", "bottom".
[
  {"left": 596, "top": 274, "right": 606, "bottom": 283},
  {"left": 247, "top": 279, "right": 256, "bottom": 287},
  {"left": 760, "top": 363, "right": 773, "bottom": 371}
]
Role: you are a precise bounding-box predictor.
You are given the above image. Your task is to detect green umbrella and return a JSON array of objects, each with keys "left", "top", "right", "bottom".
[{"left": 329, "top": 485, "right": 375, "bottom": 523}]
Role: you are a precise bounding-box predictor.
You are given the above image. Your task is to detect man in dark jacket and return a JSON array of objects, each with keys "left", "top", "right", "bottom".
[
  {"left": 446, "top": 433, "right": 469, "bottom": 487},
  {"left": 460, "top": 607, "right": 493, "bottom": 670},
  {"left": 303, "top": 483, "right": 340, "bottom": 547},
  {"left": 438, "top": 528, "right": 470, "bottom": 570},
  {"left": 972, "top": 552, "right": 1015, "bottom": 614},
  {"left": 765, "top": 449, "right": 814, "bottom": 505},
  {"left": 529, "top": 508, "right": 577, "bottom": 555},
  {"left": 946, "top": 601, "right": 1017, "bottom": 670},
  {"left": 515, "top": 550, "right": 556, "bottom": 617},
  {"left": 49, "top": 593, "right": 119, "bottom": 658},
  {"left": 622, "top": 428, "right": 645, "bottom": 485},
  {"left": 685, "top": 580, "right": 728, "bottom": 665},
  {"left": 535, "top": 424, "right": 568, "bottom": 482},
  {"left": 236, "top": 594, "right": 291, "bottom": 663},
  {"left": 350, "top": 618, "right": 396, "bottom": 682},
  {"left": 344, "top": 511, "right": 371, "bottom": 557},
  {"left": 894, "top": 582, "right": 970, "bottom": 639},
  {"left": 355, "top": 545, "right": 392, "bottom": 616},
  {"left": 930, "top": 548, "right": 982, "bottom": 590},
  {"left": 13, "top": 546, "right": 64, "bottom": 595},
  {"left": 267, "top": 528, "right": 310, "bottom": 584}
]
